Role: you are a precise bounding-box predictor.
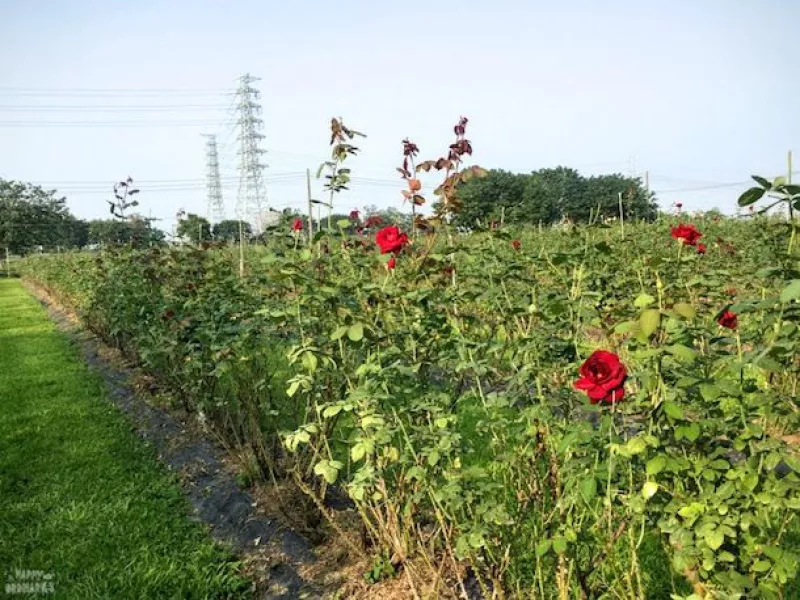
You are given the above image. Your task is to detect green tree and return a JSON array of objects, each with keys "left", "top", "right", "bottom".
[
  {"left": 212, "top": 220, "right": 252, "bottom": 242},
  {"left": 0, "top": 179, "right": 84, "bottom": 254},
  {"left": 451, "top": 170, "right": 526, "bottom": 227},
  {"left": 583, "top": 173, "right": 657, "bottom": 222},
  {"left": 176, "top": 213, "right": 211, "bottom": 243},
  {"left": 452, "top": 167, "right": 657, "bottom": 226},
  {"left": 87, "top": 218, "right": 164, "bottom": 247}
]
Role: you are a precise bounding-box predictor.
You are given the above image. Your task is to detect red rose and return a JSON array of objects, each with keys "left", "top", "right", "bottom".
[
  {"left": 671, "top": 223, "right": 702, "bottom": 246},
  {"left": 512, "top": 239, "right": 521, "bottom": 251},
  {"left": 375, "top": 226, "right": 409, "bottom": 255},
  {"left": 408, "top": 178, "right": 422, "bottom": 192},
  {"left": 291, "top": 218, "right": 303, "bottom": 232},
  {"left": 574, "top": 350, "right": 627, "bottom": 405},
  {"left": 386, "top": 256, "right": 396, "bottom": 270},
  {"left": 696, "top": 243, "right": 706, "bottom": 254},
  {"left": 349, "top": 210, "right": 360, "bottom": 221},
  {"left": 717, "top": 310, "right": 737, "bottom": 329}
]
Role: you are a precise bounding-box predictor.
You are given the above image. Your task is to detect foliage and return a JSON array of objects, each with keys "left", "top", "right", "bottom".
[
  {"left": 87, "top": 218, "right": 165, "bottom": 247},
  {"left": 0, "top": 179, "right": 86, "bottom": 254},
  {"left": 176, "top": 213, "right": 212, "bottom": 243},
  {"left": 452, "top": 167, "right": 658, "bottom": 228},
  {"left": 213, "top": 219, "right": 252, "bottom": 242},
  {"left": 20, "top": 212, "right": 800, "bottom": 599}
]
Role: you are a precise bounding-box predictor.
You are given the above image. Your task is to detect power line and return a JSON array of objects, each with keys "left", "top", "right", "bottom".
[
  {"left": 0, "top": 105, "right": 230, "bottom": 112},
  {"left": 0, "top": 87, "right": 232, "bottom": 96},
  {"left": 653, "top": 171, "right": 800, "bottom": 194},
  {"left": 0, "top": 120, "right": 231, "bottom": 127}
]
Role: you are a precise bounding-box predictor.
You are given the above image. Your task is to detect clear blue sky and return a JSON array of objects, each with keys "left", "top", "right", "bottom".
[{"left": 1, "top": 0, "right": 798, "bottom": 232}]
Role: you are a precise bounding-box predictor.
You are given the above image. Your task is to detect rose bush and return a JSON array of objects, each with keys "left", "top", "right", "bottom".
[{"left": 20, "top": 212, "right": 800, "bottom": 599}]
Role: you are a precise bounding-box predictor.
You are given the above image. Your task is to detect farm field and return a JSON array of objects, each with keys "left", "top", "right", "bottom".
[
  {"left": 15, "top": 213, "right": 800, "bottom": 599},
  {"left": 0, "top": 279, "right": 249, "bottom": 599}
]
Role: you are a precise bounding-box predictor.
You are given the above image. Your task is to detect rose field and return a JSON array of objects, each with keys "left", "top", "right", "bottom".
[{"left": 16, "top": 210, "right": 800, "bottom": 599}]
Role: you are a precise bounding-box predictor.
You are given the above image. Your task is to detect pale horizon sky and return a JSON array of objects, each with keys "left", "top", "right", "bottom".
[{"left": 1, "top": 0, "right": 798, "bottom": 232}]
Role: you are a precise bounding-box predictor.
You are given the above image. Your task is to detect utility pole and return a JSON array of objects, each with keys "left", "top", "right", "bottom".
[
  {"left": 202, "top": 134, "right": 225, "bottom": 224},
  {"left": 306, "top": 168, "right": 314, "bottom": 244},
  {"left": 234, "top": 73, "right": 268, "bottom": 234},
  {"left": 618, "top": 191, "right": 625, "bottom": 239}
]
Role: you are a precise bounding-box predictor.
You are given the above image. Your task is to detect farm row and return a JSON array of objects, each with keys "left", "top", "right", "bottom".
[{"left": 20, "top": 215, "right": 800, "bottom": 598}]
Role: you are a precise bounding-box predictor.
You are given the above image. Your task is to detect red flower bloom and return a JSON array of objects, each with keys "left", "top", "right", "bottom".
[
  {"left": 676, "top": 202, "right": 683, "bottom": 209},
  {"left": 349, "top": 209, "right": 360, "bottom": 221},
  {"left": 717, "top": 310, "right": 737, "bottom": 330},
  {"left": 574, "top": 350, "right": 627, "bottom": 405},
  {"left": 408, "top": 178, "right": 422, "bottom": 192},
  {"left": 512, "top": 239, "right": 521, "bottom": 251},
  {"left": 671, "top": 223, "right": 703, "bottom": 246},
  {"left": 291, "top": 218, "right": 303, "bottom": 232},
  {"left": 696, "top": 243, "right": 706, "bottom": 254},
  {"left": 386, "top": 256, "right": 396, "bottom": 270},
  {"left": 375, "top": 226, "right": 409, "bottom": 255}
]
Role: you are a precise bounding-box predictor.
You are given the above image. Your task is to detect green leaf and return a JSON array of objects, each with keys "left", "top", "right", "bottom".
[
  {"left": 535, "top": 540, "right": 551, "bottom": 557},
  {"left": 639, "top": 309, "right": 661, "bottom": 338},
  {"left": 614, "top": 320, "right": 638, "bottom": 334},
  {"left": 663, "top": 401, "right": 684, "bottom": 420},
  {"left": 751, "top": 175, "right": 771, "bottom": 189},
  {"left": 331, "top": 325, "right": 348, "bottom": 341},
  {"left": 752, "top": 560, "right": 771, "bottom": 573},
  {"left": 351, "top": 442, "right": 368, "bottom": 462},
  {"left": 666, "top": 344, "right": 697, "bottom": 363},
  {"left": 313, "top": 459, "right": 341, "bottom": 484},
  {"left": 579, "top": 477, "right": 597, "bottom": 502},
  {"left": 684, "top": 422, "right": 700, "bottom": 442},
  {"left": 336, "top": 219, "right": 351, "bottom": 229},
  {"left": 347, "top": 322, "right": 364, "bottom": 342},
  {"left": 642, "top": 481, "right": 659, "bottom": 500},
  {"left": 646, "top": 455, "right": 667, "bottom": 475},
  {"left": 737, "top": 187, "right": 765, "bottom": 207},
  {"left": 673, "top": 302, "right": 696, "bottom": 320},
  {"left": 634, "top": 293, "right": 656, "bottom": 308},
  {"left": 699, "top": 383, "right": 720, "bottom": 401},
  {"left": 779, "top": 280, "right": 800, "bottom": 303},
  {"left": 552, "top": 536, "right": 568, "bottom": 554}
]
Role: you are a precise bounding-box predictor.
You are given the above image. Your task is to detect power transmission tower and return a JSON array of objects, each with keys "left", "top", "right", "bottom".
[
  {"left": 202, "top": 134, "right": 225, "bottom": 223},
  {"left": 234, "top": 73, "right": 268, "bottom": 232}
]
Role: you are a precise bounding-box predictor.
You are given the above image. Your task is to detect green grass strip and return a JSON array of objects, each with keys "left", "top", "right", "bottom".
[{"left": 0, "top": 279, "right": 249, "bottom": 599}]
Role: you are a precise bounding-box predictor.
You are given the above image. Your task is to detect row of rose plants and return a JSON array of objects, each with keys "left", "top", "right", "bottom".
[{"left": 20, "top": 210, "right": 800, "bottom": 599}]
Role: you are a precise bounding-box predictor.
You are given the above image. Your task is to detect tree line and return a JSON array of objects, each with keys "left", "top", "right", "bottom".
[
  {"left": 451, "top": 167, "right": 658, "bottom": 227},
  {"left": 0, "top": 179, "right": 166, "bottom": 254},
  {"left": 2, "top": 167, "right": 660, "bottom": 254}
]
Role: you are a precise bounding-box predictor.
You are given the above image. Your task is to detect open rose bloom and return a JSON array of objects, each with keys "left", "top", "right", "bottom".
[
  {"left": 670, "top": 223, "right": 703, "bottom": 246},
  {"left": 375, "top": 226, "right": 409, "bottom": 255},
  {"left": 574, "top": 350, "right": 628, "bottom": 405},
  {"left": 717, "top": 310, "right": 738, "bottom": 329}
]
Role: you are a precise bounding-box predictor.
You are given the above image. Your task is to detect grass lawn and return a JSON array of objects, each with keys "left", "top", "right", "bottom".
[{"left": 0, "top": 279, "right": 249, "bottom": 599}]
